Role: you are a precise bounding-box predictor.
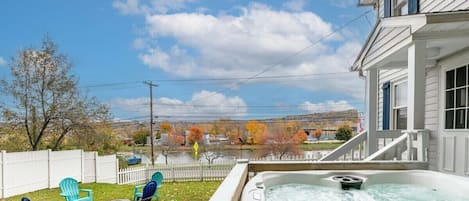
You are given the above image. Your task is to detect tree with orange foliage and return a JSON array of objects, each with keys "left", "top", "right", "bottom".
[
  {"left": 160, "top": 121, "right": 172, "bottom": 133},
  {"left": 188, "top": 126, "right": 204, "bottom": 144},
  {"left": 246, "top": 120, "right": 267, "bottom": 145},
  {"left": 162, "top": 130, "right": 184, "bottom": 164},
  {"left": 264, "top": 131, "right": 301, "bottom": 160},
  {"left": 293, "top": 130, "right": 308, "bottom": 144},
  {"left": 312, "top": 128, "right": 322, "bottom": 140}
]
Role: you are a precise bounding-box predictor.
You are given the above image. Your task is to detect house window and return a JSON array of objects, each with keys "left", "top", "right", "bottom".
[
  {"left": 393, "top": 81, "right": 407, "bottom": 129},
  {"left": 445, "top": 65, "right": 469, "bottom": 129},
  {"left": 384, "top": 0, "right": 414, "bottom": 17},
  {"left": 394, "top": 0, "right": 408, "bottom": 16}
]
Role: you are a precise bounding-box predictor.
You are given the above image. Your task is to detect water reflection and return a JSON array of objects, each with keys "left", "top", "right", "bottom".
[{"left": 133, "top": 149, "right": 331, "bottom": 164}]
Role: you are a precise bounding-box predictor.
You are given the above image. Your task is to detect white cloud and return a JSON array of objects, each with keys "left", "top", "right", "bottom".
[
  {"left": 113, "top": 0, "right": 195, "bottom": 15},
  {"left": 137, "top": 4, "right": 364, "bottom": 99},
  {"left": 149, "top": 0, "right": 195, "bottom": 14},
  {"left": 0, "top": 57, "right": 6, "bottom": 66},
  {"left": 328, "top": 0, "right": 357, "bottom": 8},
  {"left": 111, "top": 90, "right": 248, "bottom": 120},
  {"left": 283, "top": 0, "right": 306, "bottom": 11},
  {"left": 113, "top": 0, "right": 141, "bottom": 15},
  {"left": 132, "top": 38, "right": 147, "bottom": 49},
  {"left": 299, "top": 100, "right": 354, "bottom": 113}
]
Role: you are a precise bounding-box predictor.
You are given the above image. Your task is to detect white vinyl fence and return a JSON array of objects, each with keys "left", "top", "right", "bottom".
[
  {"left": 118, "top": 161, "right": 236, "bottom": 185},
  {"left": 0, "top": 149, "right": 118, "bottom": 199}
]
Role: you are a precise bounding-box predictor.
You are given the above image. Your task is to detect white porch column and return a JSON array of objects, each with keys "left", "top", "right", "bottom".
[
  {"left": 407, "top": 40, "right": 426, "bottom": 130},
  {"left": 366, "top": 68, "right": 378, "bottom": 156}
]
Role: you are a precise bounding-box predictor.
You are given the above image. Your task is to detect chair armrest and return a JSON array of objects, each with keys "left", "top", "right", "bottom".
[
  {"left": 80, "top": 189, "right": 93, "bottom": 197},
  {"left": 134, "top": 184, "right": 145, "bottom": 193},
  {"left": 60, "top": 193, "right": 67, "bottom": 197}
]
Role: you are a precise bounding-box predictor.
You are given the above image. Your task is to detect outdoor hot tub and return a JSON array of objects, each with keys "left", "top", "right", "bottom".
[{"left": 241, "top": 170, "right": 469, "bottom": 201}]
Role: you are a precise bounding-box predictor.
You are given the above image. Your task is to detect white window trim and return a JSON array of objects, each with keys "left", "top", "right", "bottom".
[
  {"left": 391, "top": 79, "right": 408, "bottom": 130},
  {"left": 444, "top": 64, "right": 469, "bottom": 130},
  {"left": 392, "top": 0, "right": 408, "bottom": 16}
]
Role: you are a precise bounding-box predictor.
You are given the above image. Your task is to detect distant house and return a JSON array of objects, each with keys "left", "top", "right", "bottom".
[{"left": 323, "top": 0, "right": 469, "bottom": 176}]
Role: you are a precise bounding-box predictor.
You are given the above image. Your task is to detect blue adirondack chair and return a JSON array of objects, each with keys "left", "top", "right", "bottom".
[
  {"left": 133, "top": 172, "right": 163, "bottom": 201},
  {"left": 151, "top": 172, "right": 163, "bottom": 189},
  {"left": 59, "top": 177, "right": 92, "bottom": 201},
  {"left": 135, "top": 181, "right": 157, "bottom": 201}
]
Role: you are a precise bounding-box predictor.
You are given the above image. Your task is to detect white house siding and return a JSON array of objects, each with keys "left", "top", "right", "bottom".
[
  {"left": 376, "top": 66, "right": 439, "bottom": 170},
  {"left": 378, "top": 0, "right": 469, "bottom": 18},
  {"left": 363, "top": 26, "right": 411, "bottom": 67},
  {"left": 420, "top": 0, "right": 469, "bottom": 13},
  {"left": 425, "top": 66, "right": 440, "bottom": 171}
]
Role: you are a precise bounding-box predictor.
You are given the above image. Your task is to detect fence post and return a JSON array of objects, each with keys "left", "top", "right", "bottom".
[
  {"left": 115, "top": 155, "right": 119, "bottom": 184},
  {"left": 171, "top": 164, "right": 175, "bottom": 182},
  {"left": 94, "top": 152, "right": 99, "bottom": 183},
  {"left": 200, "top": 162, "right": 203, "bottom": 181},
  {"left": 1, "top": 150, "right": 6, "bottom": 199},
  {"left": 81, "top": 150, "right": 85, "bottom": 183},
  {"left": 47, "top": 149, "right": 52, "bottom": 189}
]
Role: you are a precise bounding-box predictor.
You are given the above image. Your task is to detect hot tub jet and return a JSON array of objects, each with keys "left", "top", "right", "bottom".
[{"left": 332, "top": 175, "right": 363, "bottom": 190}]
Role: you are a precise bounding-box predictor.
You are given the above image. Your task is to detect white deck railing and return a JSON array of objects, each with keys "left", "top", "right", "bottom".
[
  {"left": 319, "top": 131, "right": 367, "bottom": 161},
  {"left": 320, "top": 130, "right": 429, "bottom": 162}
]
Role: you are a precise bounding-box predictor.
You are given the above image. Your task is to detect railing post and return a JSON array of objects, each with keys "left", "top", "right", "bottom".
[
  {"left": 416, "top": 130, "right": 429, "bottom": 161},
  {"left": 406, "top": 131, "right": 413, "bottom": 160}
]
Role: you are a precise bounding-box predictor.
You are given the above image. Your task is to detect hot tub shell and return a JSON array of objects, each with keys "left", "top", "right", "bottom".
[{"left": 241, "top": 170, "right": 469, "bottom": 201}]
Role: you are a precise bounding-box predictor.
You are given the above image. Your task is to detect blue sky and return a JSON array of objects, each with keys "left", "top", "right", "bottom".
[{"left": 0, "top": 0, "right": 374, "bottom": 121}]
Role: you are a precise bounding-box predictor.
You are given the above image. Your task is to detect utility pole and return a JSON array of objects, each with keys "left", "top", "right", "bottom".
[{"left": 144, "top": 81, "right": 158, "bottom": 166}]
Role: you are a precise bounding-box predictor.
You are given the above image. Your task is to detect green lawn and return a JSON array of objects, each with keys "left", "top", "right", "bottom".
[{"left": 6, "top": 181, "right": 221, "bottom": 201}]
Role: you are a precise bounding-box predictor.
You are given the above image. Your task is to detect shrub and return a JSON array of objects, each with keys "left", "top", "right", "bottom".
[{"left": 335, "top": 125, "right": 353, "bottom": 141}]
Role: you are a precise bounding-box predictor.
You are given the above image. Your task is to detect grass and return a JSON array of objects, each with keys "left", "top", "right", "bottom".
[
  {"left": 6, "top": 181, "right": 221, "bottom": 201},
  {"left": 299, "top": 142, "right": 343, "bottom": 151}
]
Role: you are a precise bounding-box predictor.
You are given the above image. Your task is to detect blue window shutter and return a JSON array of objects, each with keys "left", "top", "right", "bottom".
[
  {"left": 382, "top": 81, "right": 391, "bottom": 130},
  {"left": 384, "top": 0, "right": 392, "bottom": 17},
  {"left": 408, "top": 0, "right": 419, "bottom": 14}
]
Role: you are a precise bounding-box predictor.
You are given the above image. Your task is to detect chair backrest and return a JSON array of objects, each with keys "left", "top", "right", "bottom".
[
  {"left": 21, "top": 197, "right": 31, "bottom": 201},
  {"left": 151, "top": 172, "right": 163, "bottom": 185},
  {"left": 141, "top": 181, "right": 157, "bottom": 201},
  {"left": 59, "top": 177, "right": 80, "bottom": 201}
]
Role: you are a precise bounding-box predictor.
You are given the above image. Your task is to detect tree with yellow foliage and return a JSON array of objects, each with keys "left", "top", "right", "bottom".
[
  {"left": 160, "top": 121, "right": 172, "bottom": 133},
  {"left": 246, "top": 120, "right": 268, "bottom": 145}
]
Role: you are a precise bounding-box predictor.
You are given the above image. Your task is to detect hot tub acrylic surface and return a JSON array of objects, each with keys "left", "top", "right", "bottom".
[{"left": 241, "top": 170, "right": 469, "bottom": 201}]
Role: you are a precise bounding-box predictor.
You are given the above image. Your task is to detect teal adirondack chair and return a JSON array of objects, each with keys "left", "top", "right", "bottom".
[
  {"left": 59, "top": 177, "right": 92, "bottom": 201},
  {"left": 133, "top": 172, "right": 163, "bottom": 201}
]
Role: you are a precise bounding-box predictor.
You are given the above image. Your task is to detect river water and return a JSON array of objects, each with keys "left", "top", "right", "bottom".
[{"left": 130, "top": 149, "right": 332, "bottom": 164}]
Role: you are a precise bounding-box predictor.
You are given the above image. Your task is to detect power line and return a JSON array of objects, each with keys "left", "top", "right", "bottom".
[{"left": 78, "top": 71, "right": 355, "bottom": 90}]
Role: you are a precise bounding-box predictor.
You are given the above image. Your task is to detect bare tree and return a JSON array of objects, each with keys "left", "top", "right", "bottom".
[
  {"left": 161, "top": 130, "right": 183, "bottom": 165},
  {"left": 0, "top": 36, "right": 109, "bottom": 150},
  {"left": 264, "top": 131, "right": 301, "bottom": 160},
  {"left": 200, "top": 142, "right": 225, "bottom": 167}
]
